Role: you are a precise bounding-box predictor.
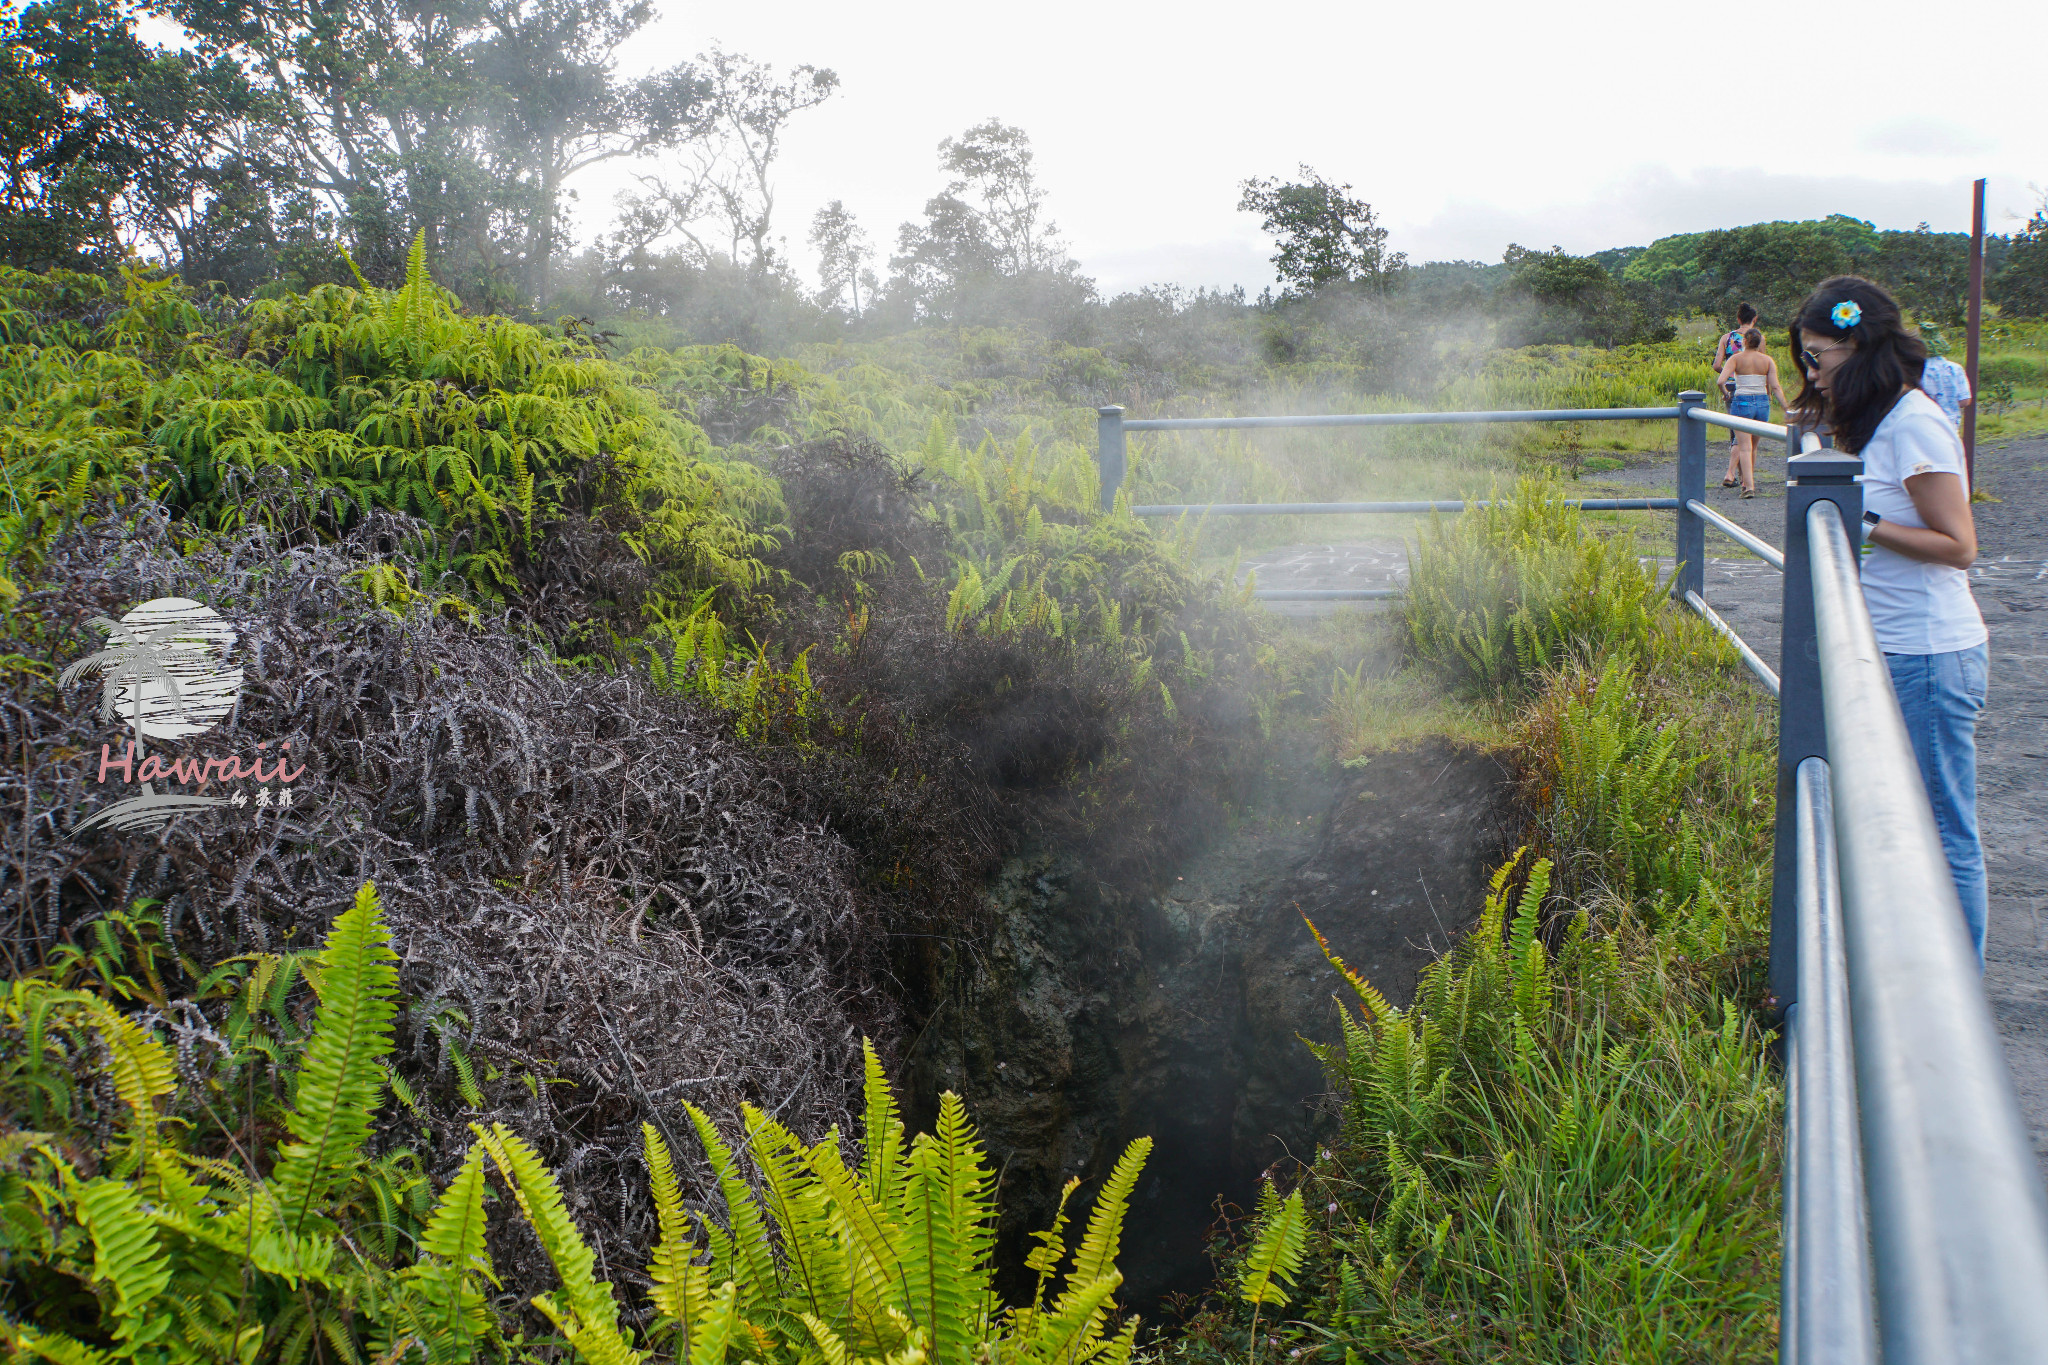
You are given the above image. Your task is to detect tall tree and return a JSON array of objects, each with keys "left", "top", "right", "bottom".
[
  {"left": 1237, "top": 165, "right": 1405, "bottom": 297},
  {"left": 808, "top": 198, "right": 871, "bottom": 314},
  {"left": 933, "top": 119, "right": 1063, "bottom": 275},
  {"left": 470, "top": 0, "right": 706, "bottom": 305},
  {"left": 886, "top": 119, "right": 1085, "bottom": 320},
  {"left": 1990, "top": 200, "right": 2048, "bottom": 318},
  {"left": 167, "top": 0, "right": 491, "bottom": 282},
  {"left": 628, "top": 47, "right": 836, "bottom": 270},
  {"left": 2, "top": 0, "right": 264, "bottom": 278}
]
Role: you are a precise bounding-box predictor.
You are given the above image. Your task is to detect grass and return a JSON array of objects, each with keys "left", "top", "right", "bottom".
[{"left": 1171, "top": 482, "right": 1785, "bottom": 1364}]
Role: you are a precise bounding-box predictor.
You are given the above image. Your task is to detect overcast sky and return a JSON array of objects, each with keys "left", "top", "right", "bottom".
[{"left": 571, "top": 0, "right": 2045, "bottom": 295}]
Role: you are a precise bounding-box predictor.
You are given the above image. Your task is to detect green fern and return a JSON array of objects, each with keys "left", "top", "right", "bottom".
[
  {"left": 1237, "top": 1184, "right": 1308, "bottom": 1365},
  {"left": 475, "top": 1123, "right": 643, "bottom": 1365},
  {"left": 269, "top": 881, "right": 400, "bottom": 1239}
]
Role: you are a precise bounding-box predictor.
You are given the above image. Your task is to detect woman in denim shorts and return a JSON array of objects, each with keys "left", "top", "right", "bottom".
[
  {"left": 1717, "top": 328, "right": 1785, "bottom": 496},
  {"left": 1797, "top": 275, "right": 1990, "bottom": 966}
]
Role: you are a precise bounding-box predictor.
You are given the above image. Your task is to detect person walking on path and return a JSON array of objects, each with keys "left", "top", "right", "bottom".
[
  {"left": 1717, "top": 327, "right": 1785, "bottom": 496},
  {"left": 1798, "top": 275, "right": 1991, "bottom": 966},
  {"left": 1715, "top": 303, "right": 1760, "bottom": 403},
  {"left": 1921, "top": 350, "right": 1975, "bottom": 434}
]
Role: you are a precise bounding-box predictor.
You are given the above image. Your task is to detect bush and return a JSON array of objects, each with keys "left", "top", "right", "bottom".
[
  {"left": 0, "top": 245, "right": 778, "bottom": 603},
  {"left": 1, "top": 884, "right": 1153, "bottom": 1364},
  {"left": 1977, "top": 354, "right": 2044, "bottom": 386},
  {"left": 1400, "top": 478, "right": 1674, "bottom": 699}
]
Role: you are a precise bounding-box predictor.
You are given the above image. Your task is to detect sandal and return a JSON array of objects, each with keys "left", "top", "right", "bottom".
[
  {"left": 1722, "top": 477, "right": 1738, "bottom": 487},
  {"left": 1740, "top": 488, "right": 1757, "bottom": 498}
]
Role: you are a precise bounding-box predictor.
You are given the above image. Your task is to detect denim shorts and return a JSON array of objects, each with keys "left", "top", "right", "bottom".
[{"left": 1730, "top": 395, "right": 1771, "bottom": 421}]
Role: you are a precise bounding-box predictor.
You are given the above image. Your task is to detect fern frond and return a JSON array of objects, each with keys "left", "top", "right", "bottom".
[
  {"left": 69, "top": 1174, "right": 172, "bottom": 1342},
  {"left": 683, "top": 1101, "right": 781, "bottom": 1308},
  {"left": 1066, "top": 1136, "right": 1149, "bottom": 1293},
  {"left": 269, "top": 881, "right": 399, "bottom": 1239},
  {"left": 1237, "top": 1187, "right": 1308, "bottom": 1308},
  {"left": 1303, "top": 916, "right": 1395, "bottom": 1023},
  {"left": 403, "top": 1145, "right": 496, "bottom": 1352},
  {"left": 859, "top": 1039, "right": 905, "bottom": 1211},
  {"left": 901, "top": 1092, "right": 997, "bottom": 1365},
  {"left": 475, "top": 1123, "right": 641, "bottom": 1365},
  {"left": 6, "top": 1324, "right": 114, "bottom": 1365}
]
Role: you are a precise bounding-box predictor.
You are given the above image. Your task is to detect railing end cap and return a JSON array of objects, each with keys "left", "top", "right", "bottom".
[
  {"left": 1097, "top": 404, "right": 1127, "bottom": 417},
  {"left": 1787, "top": 453, "right": 1863, "bottom": 484}
]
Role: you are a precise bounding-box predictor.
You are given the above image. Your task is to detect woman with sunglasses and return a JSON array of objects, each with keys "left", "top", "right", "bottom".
[{"left": 1796, "top": 275, "right": 1990, "bottom": 965}]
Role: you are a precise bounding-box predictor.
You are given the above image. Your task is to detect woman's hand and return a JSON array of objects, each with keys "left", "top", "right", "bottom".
[{"left": 1869, "top": 470, "right": 1978, "bottom": 569}]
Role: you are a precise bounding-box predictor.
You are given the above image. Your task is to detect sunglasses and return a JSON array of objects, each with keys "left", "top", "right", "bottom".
[{"left": 1800, "top": 339, "right": 1853, "bottom": 371}]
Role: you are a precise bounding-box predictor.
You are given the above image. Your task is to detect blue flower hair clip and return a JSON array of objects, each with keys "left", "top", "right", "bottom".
[{"left": 1831, "top": 300, "right": 1862, "bottom": 329}]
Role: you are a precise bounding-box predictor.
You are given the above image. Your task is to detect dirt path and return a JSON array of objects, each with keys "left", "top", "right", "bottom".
[{"left": 1237, "top": 433, "right": 2048, "bottom": 1175}]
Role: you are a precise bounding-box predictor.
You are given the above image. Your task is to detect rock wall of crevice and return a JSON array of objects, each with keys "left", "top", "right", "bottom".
[{"left": 907, "top": 735, "right": 1516, "bottom": 1307}]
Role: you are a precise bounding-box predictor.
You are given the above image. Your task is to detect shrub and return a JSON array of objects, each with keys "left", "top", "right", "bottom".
[
  {"left": 1977, "top": 354, "right": 2043, "bottom": 386},
  {"left": 0, "top": 245, "right": 778, "bottom": 602},
  {"left": 1400, "top": 478, "right": 1672, "bottom": 698},
  {"left": 1, "top": 881, "right": 1153, "bottom": 1365}
]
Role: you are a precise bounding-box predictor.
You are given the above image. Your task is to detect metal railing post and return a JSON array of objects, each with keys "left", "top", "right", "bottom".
[
  {"left": 1675, "top": 390, "right": 1706, "bottom": 604},
  {"left": 1810, "top": 499, "right": 2048, "bottom": 1361},
  {"left": 1768, "top": 451, "right": 1860, "bottom": 1017},
  {"left": 1096, "top": 405, "right": 1126, "bottom": 513},
  {"left": 1783, "top": 756, "right": 1877, "bottom": 1365}
]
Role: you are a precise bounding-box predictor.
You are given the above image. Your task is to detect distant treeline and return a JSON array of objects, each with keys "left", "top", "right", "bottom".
[{"left": 4, "top": 0, "right": 2044, "bottom": 352}]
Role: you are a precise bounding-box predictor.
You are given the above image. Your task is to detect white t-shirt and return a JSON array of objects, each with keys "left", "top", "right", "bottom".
[{"left": 1857, "top": 388, "right": 1986, "bottom": 655}]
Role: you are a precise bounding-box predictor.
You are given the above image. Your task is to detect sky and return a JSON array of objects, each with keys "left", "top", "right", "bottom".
[{"left": 560, "top": 0, "right": 2047, "bottom": 296}]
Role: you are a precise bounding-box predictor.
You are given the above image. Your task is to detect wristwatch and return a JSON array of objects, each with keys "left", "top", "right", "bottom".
[{"left": 1861, "top": 511, "right": 1882, "bottom": 546}]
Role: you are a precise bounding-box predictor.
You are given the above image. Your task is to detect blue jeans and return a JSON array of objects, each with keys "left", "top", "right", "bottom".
[
  {"left": 1730, "top": 394, "right": 1771, "bottom": 421},
  {"left": 1885, "top": 644, "right": 1989, "bottom": 966}
]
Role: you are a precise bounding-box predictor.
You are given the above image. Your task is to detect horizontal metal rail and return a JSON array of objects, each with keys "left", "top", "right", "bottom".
[
  {"left": 1249, "top": 588, "right": 1401, "bottom": 601},
  {"left": 1687, "top": 407, "right": 1793, "bottom": 442},
  {"left": 1132, "top": 497, "right": 1680, "bottom": 517},
  {"left": 1684, "top": 590, "right": 1779, "bottom": 696},
  {"left": 1808, "top": 498, "right": 2048, "bottom": 1360},
  {"left": 1686, "top": 499, "right": 1786, "bottom": 570},
  {"left": 1783, "top": 757, "right": 1876, "bottom": 1365},
  {"left": 1122, "top": 405, "right": 1682, "bottom": 432}
]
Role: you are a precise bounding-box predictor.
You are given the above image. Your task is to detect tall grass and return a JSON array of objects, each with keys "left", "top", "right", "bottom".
[{"left": 1174, "top": 483, "right": 1782, "bottom": 1364}]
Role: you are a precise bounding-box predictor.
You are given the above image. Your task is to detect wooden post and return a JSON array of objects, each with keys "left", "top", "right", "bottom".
[{"left": 1964, "top": 177, "right": 1986, "bottom": 487}]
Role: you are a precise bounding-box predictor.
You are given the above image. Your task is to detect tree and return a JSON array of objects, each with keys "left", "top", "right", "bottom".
[
  {"left": 1499, "top": 244, "right": 1672, "bottom": 347},
  {"left": 808, "top": 198, "right": 871, "bottom": 314},
  {"left": 628, "top": 46, "right": 836, "bottom": 271},
  {"left": 1237, "top": 165, "right": 1405, "bottom": 297},
  {"left": 471, "top": 0, "right": 707, "bottom": 305},
  {"left": 167, "top": 0, "right": 486, "bottom": 282},
  {"left": 885, "top": 119, "right": 1088, "bottom": 322},
  {"left": 1989, "top": 200, "right": 2048, "bottom": 318},
  {"left": 1, "top": 0, "right": 264, "bottom": 280},
  {"left": 934, "top": 118, "right": 1064, "bottom": 275}
]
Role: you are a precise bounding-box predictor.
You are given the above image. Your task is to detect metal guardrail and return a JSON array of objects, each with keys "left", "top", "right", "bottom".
[
  {"left": 1801, "top": 498, "right": 2048, "bottom": 1361},
  {"left": 1096, "top": 394, "right": 1714, "bottom": 604},
  {"left": 1684, "top": 589, "right": 1779, "bottom": 695},
  {"left": 1121, "top": 405, "right": 1683, "bottom": 431},
  {"left": 1097, "top": 393, "right": 2048, "bottom": 1361},
  {"left": 1688, "top": 499, "right": 1786, "bottom": 569},
  {"left": 1783, "top": 756, "right": 1874, "bottom": 1363},
  {"left": 1689, "top": 405, "right": 1795, "bottom": 443},
  {"left": 1131, "top": 498, "right": 1679, "bottom": 517}
]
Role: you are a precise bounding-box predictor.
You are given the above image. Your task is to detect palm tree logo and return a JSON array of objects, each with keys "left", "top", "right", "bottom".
[{"left": 61, "top": 597, "right": 244, "bottom": 834}]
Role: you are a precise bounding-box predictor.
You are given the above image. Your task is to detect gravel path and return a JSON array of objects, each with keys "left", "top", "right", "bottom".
[{"left": 1241, "top": 433, "right": 2048, "bottom": 1173}]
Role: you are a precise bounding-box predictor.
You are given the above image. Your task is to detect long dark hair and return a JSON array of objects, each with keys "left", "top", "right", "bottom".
[{"left": 1793, "top": 276, "right": 1927, "bottom": 454}]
